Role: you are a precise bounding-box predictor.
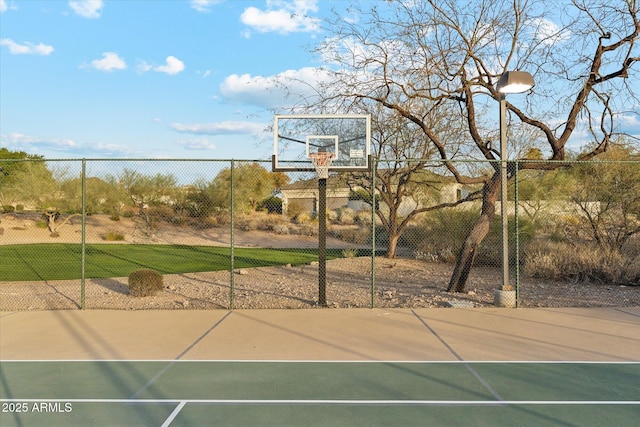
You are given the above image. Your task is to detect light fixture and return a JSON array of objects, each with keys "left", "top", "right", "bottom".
[{"left": 496, "top": 71, "right": 535, "bottom": 94}]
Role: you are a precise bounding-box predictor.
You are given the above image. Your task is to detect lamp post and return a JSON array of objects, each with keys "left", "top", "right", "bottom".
[{"left": 495, "top": 71, "right": 534, "bottom": 307}]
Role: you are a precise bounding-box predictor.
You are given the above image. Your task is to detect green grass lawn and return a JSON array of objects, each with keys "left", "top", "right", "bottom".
[{"left": 0, "top": 243, "right": 346, "bottom": 282}]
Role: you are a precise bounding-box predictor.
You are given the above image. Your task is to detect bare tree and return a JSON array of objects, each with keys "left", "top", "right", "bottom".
[
  {"left": 311, "top": 0, "right": 639, "bottom": 292},
  {"left": 347, "top": 104, "right": 482, "bottom": 259}
]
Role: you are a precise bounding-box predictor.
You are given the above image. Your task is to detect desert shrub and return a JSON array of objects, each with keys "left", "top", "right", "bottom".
[
  {"left": 189, "top": 216, "right": 218, "bottom": 229},
  {"left": 354, "top": 210, "right": 373, "bottom": 226},
  {"left": 297, "top": 224, "right": 319, "bottom": 236},
  {"left": 411, "top": 208, "right": 537, "bottom": 266},
  {"left": 2, "top": 205, "right": 15, "bottom": 213},
  {"left": 237, "top": 215, "right": 258, "bottom": 231},
  {"left": 330, "top": 227, "right": 370, "bottom": 245},
  {"left": 412, "top": 209, "right": 479, "bottom": 263},
  {"left": 285, "top": 201, "right": 305, "bottom": 220},
  {"left": 103, "top": 231, "right": 125, "bottom": 241},
  {"left": 523, "top": 240, "right": 640, "bottom": 286},
  {"left": 128, "top": 269, "right": 164, "bottom": 297},
  {"left": 294, "top": 211, "right": 314, "bottom": 225},
  {"left": 36, "top": 220, "right": 48, "bottom": 229},
  {"left": 474, "top": 215, "right": 537, "bottom": 267},
  {"left": 342, "top": 248, "right": 359, "bottom": 258},
  {"left": 257, "top": 196, "right": 283, "bottom": 214},
  {"left": 235, "top": 212, "right": 289, "bottom": 232},
  {"left": 15, "top": 204, "right": 24, "bottom": 212},
  {"left": 147, "top": 206, "right": 174, "bottom": 222},
  {"left": 210, "top": 209, "right": 231, "bottom": 226},
  {"left": 122, "top": 210, "right": 135, "bottom": 218},
  {"left": 273, "top": 224, "right": 290, "bottom": 235},
  {"left": 334, "top": 207, "right": 355, "bottom": 225},
  {"left": 109, "top": 213, "right": 120, "bottom": 221},
  {"left": 169, "top": 216, "right": 186, "bottom": 226}
]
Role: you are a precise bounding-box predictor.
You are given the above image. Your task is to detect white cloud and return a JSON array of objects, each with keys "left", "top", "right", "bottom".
[
  {"left": 69, "top": 0, "right": 104, "bottom": 19},
  {"left": 89, "top": 52, "right": 127, "bottom": 72},
  {"left": 1, "top": 132, "right": 77, "bottom": 152},
  {"left": 0, "top": 39, "right": 54, "bottom": 55},
  {"left": 618, "top": 113, "right": 640, "bottom": 131},
  {"left": 176, "top": 138, "right": 216, "bottom": 151},
  {"left": 0, "top": 132, "right": 139, "bottom": 156},
  {"left": 219, "top": 67, "right": 331, "bottom": 109},
  {"left": 0, "top": 0, "right": 16, "bottom": 13},
  {"left": 136, "top": 60, "right": 153, "bottom": 73},
  {"left": 529, "top": 18, "right": 571, "bottom": 46},
  {"left": 170, "top": 121, "right": 265, "bottom": 136},
  {"left": 154, "top": 56, "right": 185, "bottom": 75},
  {"left": 241, "top": 0, "right": 320, "bottom": 35},
  {"left": 189, "top": 0, "right": 223, "bottom": 13}
]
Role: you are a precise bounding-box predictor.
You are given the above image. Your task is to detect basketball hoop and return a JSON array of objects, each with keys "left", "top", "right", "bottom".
[{"left": 309, "top": 152, "right": 335, "bottom": 179}]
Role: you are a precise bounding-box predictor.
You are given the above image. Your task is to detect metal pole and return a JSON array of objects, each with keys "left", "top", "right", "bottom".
[
  {"left": 500, "top": 95, "right": 510, "bottom": 291},
  {"left": 80, "top": 159, "right": 86, "bottom": 309},
  {"left": 318, "top": 177, "right": 327, "bottom": 307},
  {"left": 370, "top": 157, "right": 376, "bottom": 308},
  {"left": 230, "top": 160, "right": 235, "bottom": 309},
  {"left": 514, "top": 159, "right": 520, "bottom": 307}
]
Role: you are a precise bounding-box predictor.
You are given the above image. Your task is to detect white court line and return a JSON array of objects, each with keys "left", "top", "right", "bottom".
[
  {"left": 1, "top": 398, "right": 639, "bottom": 405},
  {"left": 1, "top": 359, "right": 638, "bottom": 364},
  {"left": 161, "top": 401, "right": 186, "bottom": 427}
]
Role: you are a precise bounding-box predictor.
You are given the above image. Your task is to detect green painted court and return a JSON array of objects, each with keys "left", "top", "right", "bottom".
[
  {"left": 2, "top": 361, "right": 638, "bottom": 426},
  {"left": 1, "top": 308, "right": 639, "bottom": 425}
]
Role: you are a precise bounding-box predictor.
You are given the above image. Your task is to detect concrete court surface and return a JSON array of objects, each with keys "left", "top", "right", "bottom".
[{"left": 1, "top": 307, "right": 638, "bottom": 362}]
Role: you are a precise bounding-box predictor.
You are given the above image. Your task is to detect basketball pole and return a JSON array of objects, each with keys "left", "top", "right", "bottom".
[{"left": 318, "top": 177, "right": 327, "bottom": 307}]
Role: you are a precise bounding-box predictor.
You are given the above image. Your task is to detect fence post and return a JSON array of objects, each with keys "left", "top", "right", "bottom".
[
  {"left": 229, "top": 160, "right": 235, "bottom": 309},
  {"left": 514, "top": 159, "right": 520, "bottom": 307},
  {"left": 80, "top": 159, "right": 87, "bottom": 309},
  {"left": 370, "top": 157, "right": 376, "bottom": 308}
]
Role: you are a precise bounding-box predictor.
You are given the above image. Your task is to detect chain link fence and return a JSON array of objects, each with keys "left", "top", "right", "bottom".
[{"left": 0, "top": 158, "right": 638, "bottom": 310}]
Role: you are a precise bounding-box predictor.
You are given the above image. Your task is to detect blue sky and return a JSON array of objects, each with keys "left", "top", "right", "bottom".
[
  {"left": 1, "top": 0, "right": 638, "bottom": 162},
  {"left": 0, "top": 0, "right": 344, "bottom": 160}
]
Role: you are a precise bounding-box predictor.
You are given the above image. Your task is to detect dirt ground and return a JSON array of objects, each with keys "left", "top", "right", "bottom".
[{"left": 1, "top": 213, "right": 637, "bottom": 310}]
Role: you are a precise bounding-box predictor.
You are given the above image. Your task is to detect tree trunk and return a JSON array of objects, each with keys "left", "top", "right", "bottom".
[
  {"left": 387, "top": 232, "right": 400, "bottom": 259},
  {"left": 447, "top": 173, "right": 500, "bottom": 293}
]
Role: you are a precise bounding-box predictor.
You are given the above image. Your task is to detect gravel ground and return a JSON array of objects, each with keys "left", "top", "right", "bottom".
[
  {"left": 1, "top": 214, "right": 637, "bottom": 310},
  {"left": 1, "top": 257, "right": 637, "bottom": 311}
]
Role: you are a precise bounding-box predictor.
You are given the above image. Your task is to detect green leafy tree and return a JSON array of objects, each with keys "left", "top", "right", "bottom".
[
  {"left": 0, "top": 148, "right": 49, "bottom": 206},
  {"left": 111, "top": 168, "right": 178, "bottom": 228},
  {"left": 208, "top": 162, "right": 290, "bottom": 213}
]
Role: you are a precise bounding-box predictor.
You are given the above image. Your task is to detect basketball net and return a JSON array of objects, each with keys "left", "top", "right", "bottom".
[{"left": 309, "top": 152, "right": 335, "bottom": 179}]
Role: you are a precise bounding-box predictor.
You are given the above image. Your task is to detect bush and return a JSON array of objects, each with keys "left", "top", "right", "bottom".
[
  {"left": 412, "top": 209, "right": 479, "bottom": 263},
  {"left": 523, "top": 240, "right": 640, "bottom": 286},
  {"left": 258, "top": 196, "right": 283, "bottom": 214},
  {"left": 330, "top": 227, "right": 370, "bottom": 245},
  {"left": 103, "top": 231, "right": 125, "bottom": 241},
  {"left": 285, "top": 201, "right": 305, "bottom": 220},
  {"left": 128, "top": 269, "right": 164, "bottom": 297},
  {"left": 2, "top": 205, "right": 15, "bottom": 213},
  {"left": 334, "top": 207, "right": 355, "bottom": 225},
  {"left": 147, "top": 205, "right": 174, "bottom": 222},
  {"left": 294, "top": 211, "right": 314, "bottom": 225}
]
